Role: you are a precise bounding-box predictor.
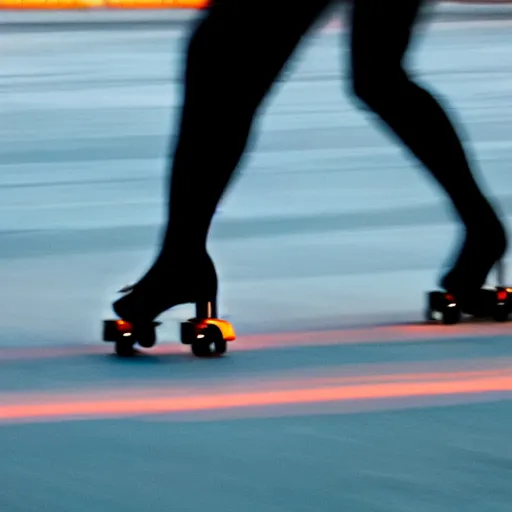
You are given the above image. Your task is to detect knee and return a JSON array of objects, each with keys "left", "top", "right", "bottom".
[
  {"left": 350, "top": 61, "right": 408, "bottom": 111},
  {"left": 351, "top": 68, "right": 377, "bottom": 105}
]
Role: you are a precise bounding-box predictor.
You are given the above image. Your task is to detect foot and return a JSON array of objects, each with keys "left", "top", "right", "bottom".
[
  {"left": 113, "top": 252, "right": 218, "bottom": 324},
  {"left": 440, "top": 211, "right": 507, "bottom": 313}
]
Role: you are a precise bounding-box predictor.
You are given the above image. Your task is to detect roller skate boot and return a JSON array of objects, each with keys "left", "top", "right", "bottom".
[
  {"left": 102, "top": 253, "right": 236, "bottom": 357},
  {"left": 426, "top": 216, "right": 510, "bottom": 324}
]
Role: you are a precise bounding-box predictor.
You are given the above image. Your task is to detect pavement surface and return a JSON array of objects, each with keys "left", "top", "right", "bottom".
[{"left": 1, "top": 12, "right": 512, "bottom": 512}]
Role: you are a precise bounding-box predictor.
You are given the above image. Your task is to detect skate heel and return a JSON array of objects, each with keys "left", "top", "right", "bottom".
[
  {"left": 180, "top": 300, "right": 236, "bottom": 357},
  {"left": 426, "top": 259, "right": 512, "bottom": 324}
]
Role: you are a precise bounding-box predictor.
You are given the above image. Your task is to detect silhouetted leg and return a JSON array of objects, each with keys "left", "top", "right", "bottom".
[
  {"left": 114, "top": 0, "right": 332, "bottom": 322},
  {"left": 349, "top": 0, "right": 507, "bottom": 299}
]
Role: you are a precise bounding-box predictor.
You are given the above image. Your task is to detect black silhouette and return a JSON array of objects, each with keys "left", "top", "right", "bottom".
[{"left": 112, "top": 0, "right": 507, "bottom": 325}]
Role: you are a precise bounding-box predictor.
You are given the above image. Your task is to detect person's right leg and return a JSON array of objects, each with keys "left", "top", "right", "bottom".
[
  {"left": 348, "top": 0, "right": 507, "bottom": 302},
  {"left": 114, "top": 0, "right": 332, "bottom": 323}
]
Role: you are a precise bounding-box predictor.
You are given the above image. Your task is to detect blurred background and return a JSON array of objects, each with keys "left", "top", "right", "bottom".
[{"left": 1, "top": 2, "right": 512, "bottom": 511}]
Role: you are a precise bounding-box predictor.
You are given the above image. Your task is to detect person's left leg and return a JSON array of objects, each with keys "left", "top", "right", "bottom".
[
  {"left": 348, "top": 0, "right": 507, "bottom": 299},
  {"left": 113, "top": 0, "right": 332, "bottom": 324}
]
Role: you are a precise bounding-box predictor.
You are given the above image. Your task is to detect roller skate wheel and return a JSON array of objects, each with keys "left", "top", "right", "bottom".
[
  {"left": 492, "top": 303, "right": 510, "bottom": 322},
  {"left": 191, "top": 336, "right": 227, "bottom": 358},
  {"left": 442, "top": 306, "right": 460, "bottom": 325},
  {"left": 192, "top": 325, "right": 227, "bottom": 357},
  {"left": 181, "top": 320, "right": 232, "bottom": 357},
  {"left": 425, "top": 291, "right": 460, "bottom": 325},
  {"left": 133, "top": 325, "right": 157, "bottom": 348},
  {"left": 103, "top": 319, "right": 160, "bottom": 353},
  {"left": 491, "top": 287, "right": 509, "bottom": 322},
  {"left": 115, "top": 339, "right": 136, "bottom": 357}
]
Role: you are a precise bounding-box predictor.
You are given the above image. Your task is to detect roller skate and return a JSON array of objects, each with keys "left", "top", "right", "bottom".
[
  {"left": 426, "top": 217, "right": 511, "bottom": 324},
  {"left": 102, "top": 253, "right": 236, "bottom": 357}
]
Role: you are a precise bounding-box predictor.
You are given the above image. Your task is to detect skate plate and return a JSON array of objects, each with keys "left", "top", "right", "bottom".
[{"left": 426, "top": 287, "right": 512, "bottom": 325}]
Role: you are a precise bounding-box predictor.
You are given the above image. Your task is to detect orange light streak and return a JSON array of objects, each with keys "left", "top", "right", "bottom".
[
  {"left": 1, "top": 371, "right": 512, "bottom": 424},
  {"left": 0, "top": 0, "right": 208, "bottom": 8}
]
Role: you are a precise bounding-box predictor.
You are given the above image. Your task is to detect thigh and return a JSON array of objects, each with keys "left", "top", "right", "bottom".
[
  {"left": 349, "top": 0, "right": 425, "bottom": 73},
  {"left": 196, "top": 0, "right": 333, "bottom": 91}
]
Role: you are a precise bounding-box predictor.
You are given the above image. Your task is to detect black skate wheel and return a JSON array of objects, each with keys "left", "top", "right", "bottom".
[
  {"left": 442, "top": 306, "right": 461, "bottom": 325},
  {"left": 492, "top": 288, "right": 511, "bottom": 322},
  {"left": 103, "top": 319, "right": 136, "bottom": 355},
  {"left": 134, "top": 325, "right": 157, "bottom": 348},
  {"left": 492, "top": 304, "right": 510, "bottom": 322},
  {"left": 190, "top": 325, "right": 227, "bottom": 358},
  {"left": 103, "top": 319, "right": 161, "bottom": 356},
  {"left": 212, "top": 337, "right": 227, "bottom": 355},
  {"left": 181, "top": 317, "right": 234, "bottom": 357},
  {"left": 425, "top": 291, "right": 460, "bottom": 324},
  {"left": 115, "top": 339, "right": 136, "bottom": 357},
  {"left": 492, "top": 309, "right": 509, "bottom": 322},
  {"left": 191, "top": 341, "right": 211, "bottom": 357},
  {"left": 191, "top": 339, "right": 227, "bottom": 357}
]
